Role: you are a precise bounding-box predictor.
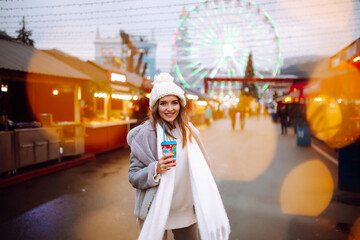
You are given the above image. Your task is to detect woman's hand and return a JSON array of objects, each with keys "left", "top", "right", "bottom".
[{"left": 156, "top": 153, "right": 176, "bottom": 174}]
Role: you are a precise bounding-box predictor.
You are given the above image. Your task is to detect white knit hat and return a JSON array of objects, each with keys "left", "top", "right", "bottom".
[{"left": 149, "top": 73, "right": 186, "bottom": 109}]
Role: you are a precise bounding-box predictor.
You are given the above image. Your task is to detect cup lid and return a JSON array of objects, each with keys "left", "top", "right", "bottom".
[{"left": 161, "top": 140, "right": 177, "bottom": 145}]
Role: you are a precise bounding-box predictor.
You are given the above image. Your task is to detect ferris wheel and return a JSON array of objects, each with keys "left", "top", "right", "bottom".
[{"left": 173, "top": 0, "right": 281, "bottom": 94}]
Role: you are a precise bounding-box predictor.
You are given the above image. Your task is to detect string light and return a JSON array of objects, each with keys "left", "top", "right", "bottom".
[
  {"left": 94, "top": 92, "right": 108, "bottom": 98},
  {"left": 0, "top": 0, "right": 358, "bottom": 73},
  {"left": 111, "top": 93, "right": 132, "bottom": 100},
  {"left": 1, "top": 0, "right": 150, "bottom": 10}
]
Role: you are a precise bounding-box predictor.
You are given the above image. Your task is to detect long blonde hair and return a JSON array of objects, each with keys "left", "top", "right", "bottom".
[{"left": 150, "top": 96, "right": 193, "bottom": 147}]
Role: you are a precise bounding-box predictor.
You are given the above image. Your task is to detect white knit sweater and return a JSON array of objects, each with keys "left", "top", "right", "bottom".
[{"left": 165, "top": 127, "right": 197, "bottom": 229}]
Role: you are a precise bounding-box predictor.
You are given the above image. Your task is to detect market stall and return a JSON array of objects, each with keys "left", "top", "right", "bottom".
[
  {"left": 0, "top": 39, "right": 92, "bottom": 173},
  {"left": 43, "top": 51, "right": 147, "bottom": 154},
  {"left": 81, "top": 63, "right": 144, "bottom": 153},
  {"left": 304, "top": 38, "right": 360, "bottom": 149},
  {"left": 276, "top": 81, "right": 308, "bottom": 130},
  {"left": 309, "top": 37, "right": 360, "bottom": 192},
  {"left": 0, "top": 39, "right": 152, "bottom": 173}
]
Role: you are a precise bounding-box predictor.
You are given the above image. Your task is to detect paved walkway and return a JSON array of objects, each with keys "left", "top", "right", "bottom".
[
  {"left": 204, "top": 117, "right": 360, "bottom": 240},
  {"left": 0, "top": 117, "right": 359, "bottom": 240}
]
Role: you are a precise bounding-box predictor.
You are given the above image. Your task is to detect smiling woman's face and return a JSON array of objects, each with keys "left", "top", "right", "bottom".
[{"left": 158, "top": 95, "right": 180, "bottom": 124}]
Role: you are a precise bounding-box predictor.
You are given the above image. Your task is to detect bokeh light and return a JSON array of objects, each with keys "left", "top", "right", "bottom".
[
  {"left": 206, "top": 118, "right": 277, "bottom": 181},
  {"left": 306, "top": 96, "right": 342, "bottom": 142},
  {"left": 280, "top": 160, "right": 334, "bottom": 216},
  {"left": 305, "top": 60, "right": 360, "bottom": 148}
]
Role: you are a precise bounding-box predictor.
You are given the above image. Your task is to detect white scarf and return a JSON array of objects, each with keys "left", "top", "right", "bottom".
[{"left": 138, "top": 123, "right": 230, "bottom": 240}]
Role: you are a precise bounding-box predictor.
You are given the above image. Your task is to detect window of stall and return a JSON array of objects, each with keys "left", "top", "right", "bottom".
[
  {"left": 96, "top": 98, "right": 104, "bottom": 111},
  {"left": 110, "top": 98, "right": 124, "bottom": 119},
  {"left": 93, "top": 92, "right": 108, "bottom": 119},
  {"left": 110, "top": 93, "right": 133, "bottom": 120}
]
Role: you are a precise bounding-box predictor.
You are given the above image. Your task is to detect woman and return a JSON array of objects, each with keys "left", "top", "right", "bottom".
[{"left": 127, "top": 73, "right": 230, "bottom": 240}]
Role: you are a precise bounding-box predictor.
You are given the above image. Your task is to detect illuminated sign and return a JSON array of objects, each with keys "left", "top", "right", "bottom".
[
  {"left": 110, "top": 73, "right": 126, "bottom": 83},
  {"left": 186, "top": 94, "right": 199, "bottom": 100}
]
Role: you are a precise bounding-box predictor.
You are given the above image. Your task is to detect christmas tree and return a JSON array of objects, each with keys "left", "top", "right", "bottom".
[
  {"left": 245, "top": 52, "right": 254, "bottom": 78},
  {"left": 243, "top": 52, "right": 259, "bottom": 100}
]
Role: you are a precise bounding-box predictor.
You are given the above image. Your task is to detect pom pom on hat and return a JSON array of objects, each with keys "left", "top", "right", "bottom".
[{"left": 149, "top": 73, "right": 186, "bottom": 109}]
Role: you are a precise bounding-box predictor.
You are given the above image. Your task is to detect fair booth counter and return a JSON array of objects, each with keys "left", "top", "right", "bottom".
[
  {"left": 0, "top": 127, "right": 62, "bottom": 175},
  {"left": 84, "top": 119, "right": 136, "bottom": 154},
  {"left": 53, "top": 122, "right": 85, "bottom": 157}
]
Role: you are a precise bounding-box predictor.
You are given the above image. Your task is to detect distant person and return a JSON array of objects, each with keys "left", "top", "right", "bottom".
[
  {"left": 278, "top": 105, "right": 288, "bottom": 135},
  {"left": 238, "top": 95, "right": 250, "bottom": 130},
  {"left": 263, "top": 106, "right": 269, "bottom": 119},
  {"left": 229, "top": 105, "right": 237, "bottom": 130},
  {"left": 127, "top": 73, "right": 230, "bottom": 240},
  {"left": 239, "top": 104, "right": 246, "bottom": 130},
  {"left": 204, "top": 104, "right": 212, "bottom": 126},
  {"left": 256, "top": 102, "right": 261, "bottom": 120}
]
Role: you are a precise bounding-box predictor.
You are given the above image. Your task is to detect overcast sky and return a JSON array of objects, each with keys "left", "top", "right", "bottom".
[{"left": 1, "top": 0, "right": 359, "bottom": 73}]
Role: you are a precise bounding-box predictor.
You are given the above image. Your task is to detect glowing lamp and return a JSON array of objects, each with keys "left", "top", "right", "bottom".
[
  {"left": 52, "top": 89, "right": 59, "bottom": 95},
  {"left": 284, "top": 96, "right": 292, "bottom": 103},
  {"left": 314, "top": 97, "right": 323, "bottom": 102},
  {"left": 353, "top": 56, "right": 360, "bottom": 63},
  {"left": 1, "top": 84, "right": 8, "bottom": 92}
]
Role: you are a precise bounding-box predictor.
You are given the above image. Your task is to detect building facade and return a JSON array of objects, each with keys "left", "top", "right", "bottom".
[{"left": 94, "top": 29, "right": 157, "bottom": 80}]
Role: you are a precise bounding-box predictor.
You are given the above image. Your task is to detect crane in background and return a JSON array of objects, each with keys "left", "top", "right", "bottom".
[{"left": 120, "top": 30, "right": 147, "bottom": 76}]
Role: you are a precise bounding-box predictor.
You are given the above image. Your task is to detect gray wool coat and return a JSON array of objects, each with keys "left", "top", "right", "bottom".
[
  {"left": 127, "top": 121, "right": 160, "bottom": 220},
  {"left": 127, "top": 120, "right": 210, "bottom": 221}
]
